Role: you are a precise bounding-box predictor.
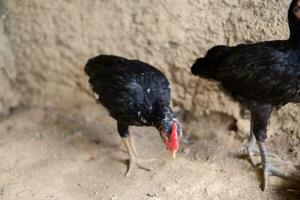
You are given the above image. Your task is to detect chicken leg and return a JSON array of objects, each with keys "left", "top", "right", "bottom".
[
  {"left": 238, "top": 119, "right": 257, "bottom": 166},
  {"left": 117, "top": 123, "right": 154, "bottom": 177},
  {"left": 249, "top": 103, "right": 289, "bottom": 191},
  {"left": 122, "top": 137, "right": 155, "bottom": 177},
  {"left": 257, "top": 141, "right": 288, "bottom": 191},
  {"left": 119, "top": 133, "right": 138, "bottom": 156}
]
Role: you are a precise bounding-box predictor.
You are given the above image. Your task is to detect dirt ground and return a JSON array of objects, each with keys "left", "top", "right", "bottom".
[{"left": 0, "top": 102, "right": 300, "bottom": 200}]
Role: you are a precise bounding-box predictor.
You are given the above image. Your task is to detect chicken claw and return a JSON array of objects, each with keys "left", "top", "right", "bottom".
[
  {"left": 257, "top": 142, "right": 288, "bottom": 191},
  {"left": 125, "top": 157, "right": 155, "bottom": 177},
  {"left": 123, "top": 138, "right": 155, "bottom": 177},
  {"left": 237, "top": 133, "right": 257, "bottom": 166}
]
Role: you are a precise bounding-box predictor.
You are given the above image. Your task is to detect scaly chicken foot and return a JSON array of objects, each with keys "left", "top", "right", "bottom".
[
  {"left": 238, "top": 132, "right": 257, "bottom": 166},
  {"left": 128, "top": 134, "right": 138, "bottom": 156},
  {"left": 237, "top": 119, "right": 286, "bottom": 167},
  {"left": 119, "top": 134, "right": 138, "bottom": 156},
  {"left": 257, "top": 142, "right": 288, "bottom": 191},
  {"left": 122, "top": 138, "right": 155, "bottom": 177}
]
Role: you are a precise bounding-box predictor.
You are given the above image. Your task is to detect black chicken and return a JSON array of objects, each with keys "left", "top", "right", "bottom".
[
  {"left": 191, "top": 0, "right": 300, "bottom": 191},
  {"left": 85, "top": 55, "right": 182, "bottom": 176}
]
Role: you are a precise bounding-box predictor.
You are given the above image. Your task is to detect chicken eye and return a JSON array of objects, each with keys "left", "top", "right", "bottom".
[{"left": 294, "top": 7, "right": 300, "bottom": 13}]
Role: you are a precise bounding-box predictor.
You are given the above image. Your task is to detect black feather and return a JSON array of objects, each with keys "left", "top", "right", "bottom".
[
  {"left": 192, "top": 41, "right": 300, "bottom": 105},
  {"left": 191, "top": 0, "right": 300, "bottom": 143},
  {"left": 84, "top": 55, "right": 177, "bottom": 134},
  {"left": 191, "top": 45, "right": 231, "bottom": 79}
]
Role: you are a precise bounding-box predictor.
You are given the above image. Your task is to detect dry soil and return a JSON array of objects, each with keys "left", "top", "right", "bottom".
[{"left": 0, "top": 102, "right": 299, "bottom": 200}]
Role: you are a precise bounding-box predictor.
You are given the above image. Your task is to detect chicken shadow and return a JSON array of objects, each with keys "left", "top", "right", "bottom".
[
  {"left": 41, "top": 105, "right": 121, "bottom": 151},
  {"left": 41, "top": 104, "right": 142, "bottom": 173}
]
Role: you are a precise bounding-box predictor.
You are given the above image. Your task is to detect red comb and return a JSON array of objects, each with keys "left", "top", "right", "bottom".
[{"left": 168, "top": 122, "right": 179, "bottom": 151}]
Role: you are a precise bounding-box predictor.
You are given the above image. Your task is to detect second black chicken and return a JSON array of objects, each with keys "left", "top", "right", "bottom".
[
  {"left": 191, "top": 0, "right": 300, "bottom": 191},
  {"left": 85, "top": 55, "right": 182, "bottom": 176}
]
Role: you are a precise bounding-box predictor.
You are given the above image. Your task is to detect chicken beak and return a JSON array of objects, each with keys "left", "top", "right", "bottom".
[{"left": 172, "top": 151, "right": 177, "bottom": 160}]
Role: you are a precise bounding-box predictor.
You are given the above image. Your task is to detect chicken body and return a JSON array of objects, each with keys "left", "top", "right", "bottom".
[
  {"left": 191, "top": 0, "right": 300, "bottom": 191},
  {"left": 85, "top": 55, "right": 181, "bottom": 176},
  {"left": 195, "top": 42, "right": 300, "bottom": 110}
]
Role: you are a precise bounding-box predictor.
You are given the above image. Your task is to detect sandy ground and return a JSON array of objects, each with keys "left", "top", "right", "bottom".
[{"left": 0, "top": 103, "right": 300, "bottom": 200}]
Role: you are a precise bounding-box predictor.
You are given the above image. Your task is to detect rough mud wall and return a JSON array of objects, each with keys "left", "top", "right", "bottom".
[
  {"left": 0, "top": 0, "right": 20, "bottom": 117},
  {"left": 3, "top": 0, "right": 300, "bottom": 148}
]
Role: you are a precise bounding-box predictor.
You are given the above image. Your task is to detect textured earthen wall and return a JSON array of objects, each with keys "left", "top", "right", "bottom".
[
  {"left": 0, "top": 0, "right": 20, "bottom": 117},
  {"left": 2, "top": 0, "right": 300, "bottom": 150}
]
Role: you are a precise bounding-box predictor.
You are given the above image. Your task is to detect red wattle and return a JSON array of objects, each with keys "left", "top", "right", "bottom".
[{"left": 168, "top": 122, "right": 179, "bottom": 151}]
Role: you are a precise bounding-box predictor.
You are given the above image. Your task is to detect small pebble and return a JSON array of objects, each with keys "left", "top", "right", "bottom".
[
  {"left": 90, "top": 191, "right": 98, "bottom": 196},
  {"left": 147, "top": 192, "right": 158, "bottom": 197},
  {"left": 35, "top": 132, "right": 42, "bottom": 139},
  {"left": 88, "top": 155, "right": 96, "bottom": 161},
  {"left": 194, "top": 153, "right": 200, "bottom": 160},
  {"left": 183, "top": 147, "right": 191, "bottom": 154}
]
